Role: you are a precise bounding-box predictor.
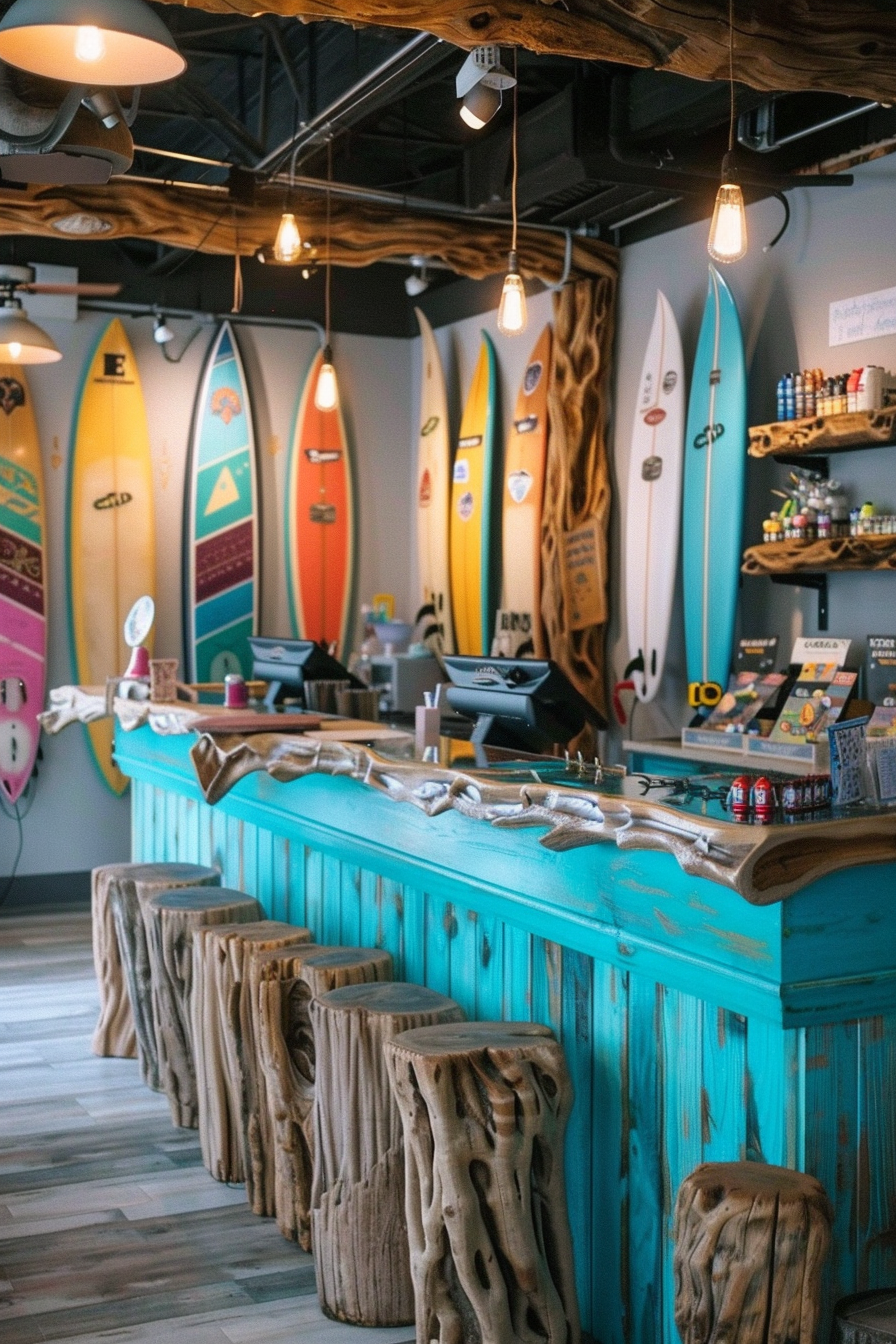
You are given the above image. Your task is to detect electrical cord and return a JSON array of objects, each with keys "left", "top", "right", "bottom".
[{"left": 0, "top": 793, "right": 26, "bottom": 909}]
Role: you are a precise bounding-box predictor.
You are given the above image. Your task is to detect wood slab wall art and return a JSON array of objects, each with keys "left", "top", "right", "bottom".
[{"left": 157, "top": 0, "right": 896, "bottom": 105}]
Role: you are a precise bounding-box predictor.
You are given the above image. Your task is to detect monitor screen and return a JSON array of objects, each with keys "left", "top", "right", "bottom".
[
  {"left": 442, "top": 655, "right": 606, "bottom": 751},
  {"left": 248, "top": 636, "right": 364, "bottom": 705}
]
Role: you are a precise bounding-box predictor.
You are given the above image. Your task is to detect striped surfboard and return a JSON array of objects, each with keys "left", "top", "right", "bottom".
[{"left": 184, "top": 323, "right": 259, "bottom": 683}]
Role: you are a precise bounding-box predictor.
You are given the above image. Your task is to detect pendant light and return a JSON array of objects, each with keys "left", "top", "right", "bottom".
[
  {"left": 0, "top": 298, "right": 61, "bottom": 364},
  {"left": 497, "top": 51, "right": 527, "bottom": 338},
  {"left": 707, "top": 0, "right": 747, "bottom": 263},
  {"left": 274, "top": 140, "right": 302, "bottom": 264},
  {"left": 315, "top": 139, "right": 339, "bottom": 413},
  {"left": 0, "top": 0, "right": 185, "bottom": 87}
]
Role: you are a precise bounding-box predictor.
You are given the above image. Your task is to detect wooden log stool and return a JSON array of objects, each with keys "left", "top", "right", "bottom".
[
  {"left": 831, "top": 1289, "right": 896, "bottom": 1344},
  {"left": 384, "top": 1019, "right": 581, "bottom": 1344},
  {"left": 311, "top": 981, "right": 464, "bottom": 1327},
  {"left": 102, "top": 862, "right": 220, "bottom": 1079},
  {"left": 673, "top": 1162, "right": 833, "bottom": 1344},
  {"left": 256, "top": 945, "right": 393, "bottom": 1248},
  {"left": 145, "top": 887, "right": 262, "bottom": 1128},
  {"left": 191, "top": 920, "right": 311, "bottom": 1183}
]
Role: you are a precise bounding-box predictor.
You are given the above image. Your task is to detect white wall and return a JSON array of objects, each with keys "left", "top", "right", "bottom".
[
  {"left": 7, "top": 313, "right": 412, "bottom": 877},
  {"left": 611, "top": 154, "right": 896, "bottom": 740}
]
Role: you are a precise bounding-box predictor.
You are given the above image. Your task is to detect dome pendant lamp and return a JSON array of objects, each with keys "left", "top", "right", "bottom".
[
  {"left": 0, "top": 299, "right": 61, "bottom": 364},
  {"left": 707, "top": 0, "right": 747, "bottom": 263},
  {"left": 315, "top": 139, "right": 339, "bottom": 413},
  {"left": 497, "top": 51, "right": 527, "bottom": 337},
  {"left": 0, "top": 0, "right": 186, "bottom": 87}
]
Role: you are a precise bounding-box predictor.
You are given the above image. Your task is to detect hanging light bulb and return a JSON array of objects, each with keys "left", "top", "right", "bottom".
[
  {"left": 315, "top": 345, "right": 339, "bottom": 412},
  {"left": 708, "top": 161, "right": 747, "bottom": 263},
  {"left": 273, "top": 211, "right": 302, "bottom": 264},
  {"left": 708, "top": 0, "right": 747, "bottom": 264},
  {"left": 497, "top": 250, "right": 527, "bottom": 336},
  {"left": 74, "top": 24, "right": 105, "bottom": 62}
]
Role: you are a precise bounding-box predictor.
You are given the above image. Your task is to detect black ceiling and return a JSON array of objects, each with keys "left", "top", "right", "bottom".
[{"left": 0, "top": 3, "right": 892, "bottom": 334}]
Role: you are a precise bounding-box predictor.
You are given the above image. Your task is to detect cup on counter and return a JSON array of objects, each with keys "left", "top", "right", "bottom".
[
  {"left": 149, "top": 658, "right": 179, "bottom": 703},
  {"left": 335, "top": 687, "right": 380, "bottom": 721}
]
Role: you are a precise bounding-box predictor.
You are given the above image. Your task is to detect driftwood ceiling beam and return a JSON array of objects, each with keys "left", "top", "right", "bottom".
[
  {"left": 159, "top": 0, "right": 896, "bottom": 105},
  {"left": 0, "top": 181, "right": 617, "bottom": 284}
]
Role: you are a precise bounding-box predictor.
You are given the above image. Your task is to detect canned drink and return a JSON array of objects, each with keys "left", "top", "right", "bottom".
[
  {"left": 224, "top": 673, "right": 249, "bottom": 708},
  {"left": 750, "top": 776, "right": 776, "bottom": 824},
  {"left": 727, "top": 774, "right": 752, "bottom": 821},
  {"left": 781, "top": 779, "right": 801, "bottom": 814},
  {"left": 814, "top": 774, "right": 831, "bottom": 808}
]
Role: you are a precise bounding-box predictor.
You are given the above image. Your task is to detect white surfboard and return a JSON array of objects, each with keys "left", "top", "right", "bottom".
[
  {"left": 415, "top": 308, "right": 454, "bottom": 652},
  {"left": 624, "top": 291, "right": 685, "bottom": 703}
]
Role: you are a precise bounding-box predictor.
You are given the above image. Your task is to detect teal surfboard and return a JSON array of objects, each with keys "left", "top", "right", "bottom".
[
  {"left": 184, "top": 323, "right": 259, "bottom": 683},
  {"left": 682, "top": 266, "right": 747, "bottom": 705}
]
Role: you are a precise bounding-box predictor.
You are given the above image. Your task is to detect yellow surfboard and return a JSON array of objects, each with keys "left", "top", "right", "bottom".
[
  {"left": 449, "top": 332, "right": 498, "bottom": 656},
  {"left": 500, "top": 324, "right": 551, "bottom": 657},
  {"left": 69, "top": 320, "right": 155, "bottom": 794}
]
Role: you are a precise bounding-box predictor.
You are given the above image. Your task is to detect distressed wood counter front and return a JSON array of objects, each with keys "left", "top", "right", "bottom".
[{"left": 116, "top": 725, "right": 896, "bottom": 1344}]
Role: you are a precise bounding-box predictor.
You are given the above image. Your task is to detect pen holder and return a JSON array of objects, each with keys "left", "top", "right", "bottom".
[{"left": 415, "top": 704, "right": 440, "bottom": 754}]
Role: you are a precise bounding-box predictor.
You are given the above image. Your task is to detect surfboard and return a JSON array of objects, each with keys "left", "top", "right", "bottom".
[
  {"left": 0, "top": 367, "right": 45, "bottom": 804},
  {"left": 682, "top": 266, "right": 747, "bottom": 709},
  {"left": 450, "top": 332, "right": 499, "bottom": 656},
  {"left": 500, "top": 324, "right": 551, "bottom": 657},
  {"left": 624, "top": 293, "right": 684, "bottom": 703},
  {"left": 285, "top": 349, "right": 356, "bottom": 658},
  {"left": 185, "top": 322, "right": 259, "bottom": 684},
  {"left": 69, "top": 319, "right": 155, "bottom": 795},
  {"left": 415, "top": 308, "right": 454, "bottom": 653}
]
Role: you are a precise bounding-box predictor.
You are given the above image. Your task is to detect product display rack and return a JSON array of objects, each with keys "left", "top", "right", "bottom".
[{"left": 748, "top": 407, "right": 896, "bottom": 459}]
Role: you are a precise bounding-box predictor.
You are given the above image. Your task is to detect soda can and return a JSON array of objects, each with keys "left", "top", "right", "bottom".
[
  {"left": 781, "top": 779, "right": 801, "bottom": 814},
  {"left": 750, "top": 775, "right": 776, "bottom": 824},
  {"left": 727, "top": 774, "right": 752, "bottom": 821},
  {"left": 813, "top": 774, "right": 831, "bottom": 808}
]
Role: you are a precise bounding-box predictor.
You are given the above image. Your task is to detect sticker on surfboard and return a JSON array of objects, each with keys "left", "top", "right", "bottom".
[{"left": 508, "top": 469, "right": 533, "bottom": 503}]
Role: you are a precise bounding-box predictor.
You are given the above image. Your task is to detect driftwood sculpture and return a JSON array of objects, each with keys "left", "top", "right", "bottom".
[
  {"left": 748, "top": 409, "right": 896, "bottom": 459},
  {"left": 385, "top": 1020, "right": 580, "bottom": 1344},
  {"left": 257, "top": 945, "right": 393, "bottom": 1248},
  {"left": 144, "top": 887, "right": 262, "bottom": 1128},
  {"left": 673, "top": 1162, "right": 833, "bottom": 1344},
  {"left": 191, "top": 920, "right": 309, "bottom": 1182},
  {"left": 106, "top": 862, "right": 220, "bottom": 1084},
  {"left": 742, "top": 535, "right": 896, "bottom": 575},
  {"left": 310, "top": 982, "right": 465, "bottom": 1326}
]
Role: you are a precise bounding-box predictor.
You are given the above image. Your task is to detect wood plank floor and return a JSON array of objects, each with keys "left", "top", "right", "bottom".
[{"left": 0, "top": 908, "right": 416, "bottom": 1344}]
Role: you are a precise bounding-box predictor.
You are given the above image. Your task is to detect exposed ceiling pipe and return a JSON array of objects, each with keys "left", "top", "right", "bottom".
[
  {"left": 254, "top": 33, "right": 448, "bottom": 176},
  {"left": 738, "top": 97, "right": 878, "bottom": 153},
  {"left": 78, "top": 297, "right": 325, "bottom": 341}
]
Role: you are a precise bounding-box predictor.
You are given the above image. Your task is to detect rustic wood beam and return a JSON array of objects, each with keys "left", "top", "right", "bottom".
[
  {"left": 158, "top": 0, "right": 896, "bottom": 105},
  {"left": 0, "top": 181, "right": 616, "bottom": 285}
]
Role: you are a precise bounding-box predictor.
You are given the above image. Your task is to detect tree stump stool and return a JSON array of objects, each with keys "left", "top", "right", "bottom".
[
  {"left": 385, "top": 1019, "right": 581, "bottom": 1344},
  {"left": 104, "top": 862, "right": 220, "bottom": 1081},
  {"left": 257, "top": 945, "right": 393, "bottom": 1248},
  {"left": 832, "top": 1289, "right": 896, "bottom": 1344},
  {"left": 145, "top": 887, "right": 262, "bottom": 1128},
  {"left": 673, "top": 1162, "right": 833, "bottom": 1344},
  {"left": 311, "top": 981, "right": 464, "bottom": 1327},
  {"left": 191, "top": 920, "right": 311, "bottom": 1183}
]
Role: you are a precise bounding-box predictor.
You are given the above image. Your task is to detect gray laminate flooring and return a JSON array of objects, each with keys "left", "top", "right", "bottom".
[{"left": 0, "top": 908, "right": 415, "bottom": 1344}]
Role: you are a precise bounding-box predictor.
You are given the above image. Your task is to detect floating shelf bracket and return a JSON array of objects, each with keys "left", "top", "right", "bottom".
[{"left": 770, "top": 572, "right": 829, "bottom": 630}]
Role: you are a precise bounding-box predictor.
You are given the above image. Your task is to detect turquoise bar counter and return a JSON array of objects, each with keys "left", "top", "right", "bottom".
[{"left": 116, "top": 724, "right": 896, "bottom": 1343}]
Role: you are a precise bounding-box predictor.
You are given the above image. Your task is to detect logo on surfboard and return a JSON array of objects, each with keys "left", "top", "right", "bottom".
[
  {"left": 457, "top": 491, "right": 474, "bottom": 522},
  {"left": 641, "top": 456, "right": 663, "bottom": 481},
  {"left": 643, "top": 407, "right": 666, "bottom": 427},
  {"left": 693, "top": 423, "right": 725, "bottom": 450},
  {"left": 508, "top": 469, "right": 533, "bottom": 503},
  {"left": 93, "top": 491, "right": 133, "bottom": 510},
  {"left": 420, "top": 416, "right": 439, "bottom": 437},
  {"left": 304, "top": 449, "right": 342, "bottom": 464},
  {"left": 0, "top": 378, "right": 24, "bottom": 416},
  {"left": 523, "top": 361, "right": 543, "bottom": 395},
  {"left": 662, "top": 370, "right": 678, "bottom": 394},
  {"left": 419, "top": 468, "right": 432, "bottom": 507},
  {"left": 453, "top": 460, "right": 470, "bottom": 484},
  {"left": 458, "top": 435, "right": 482, "bottom": 450},
  {"left": 211, "top": 386, "right": 242, "bottom": 425},
  {"left": 514, "top": 415, "right": 538, "bottom": 434},
  {"left": 310, "top": 503, "right": 337, "bottom": 524}
]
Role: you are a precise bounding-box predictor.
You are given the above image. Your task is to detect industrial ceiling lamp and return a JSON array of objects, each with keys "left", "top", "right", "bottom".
[
  {"left": 315, "top": 138, "right": 339, "bottom": 413},
  {"left": 456, "top": 45, "right": 515, "bottom": 130},
  {"left": 0, "top": 298, "right": 61, "bottom": 364},
  {"left": 0, "top": 0, "right": 185, "bottom": 87},
  {"left": 708, "top": 0, "right": 747, "bottom": 263},
  {"left": 497, "top": 51, "right": 527, "bottom": 338}
]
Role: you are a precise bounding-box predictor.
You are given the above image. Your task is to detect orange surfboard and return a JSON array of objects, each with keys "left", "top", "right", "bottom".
[
  {"left": 500, "top": 325, "right": 551, "bottom": 657},
  {"left": 285, "top": 350, "right": 356, "bottom": 658}
]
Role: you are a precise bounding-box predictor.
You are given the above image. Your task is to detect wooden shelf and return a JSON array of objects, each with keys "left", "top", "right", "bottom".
[
  {"left": 742, "top": 534, "right": 896, "bottom": 575},
  {"left": 748, "top": 408, "right": 896, "bottom": 459}
]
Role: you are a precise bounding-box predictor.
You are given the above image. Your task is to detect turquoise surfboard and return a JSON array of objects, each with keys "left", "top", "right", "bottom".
[
  {"left": 184, "top": 323, "right": 259, "bottom": 683},
  {"left": 682, "top": 266, "right": 747, "bottom": 704}
]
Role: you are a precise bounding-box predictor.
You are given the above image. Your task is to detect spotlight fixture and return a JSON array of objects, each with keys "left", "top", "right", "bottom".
[
  {"left": 314, "top": 139, "right": 339, "bottom": 413},
  {"left": 456, "top": 45, "right": 515, "bottom": 130},
  {"left": 497, "top": 52, "right": 527, "bottom": 338},
  {"left": 404, "top": 257, "right": 429, "bottom": 297},
  {"left": 0, "top": 0, "right": 186, "bottom": 87},
  {"left": 0, "top": 298, "right": 61, "bottom": 364},
  {"left": 153, "top": 313, "right": 173, "bottom": 345},
  {"left": 708, "top": 0, "right": 747, "bottom": 263}
]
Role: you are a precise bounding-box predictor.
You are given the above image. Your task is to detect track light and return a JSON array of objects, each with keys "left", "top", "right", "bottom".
[
  {"left": 456, "top": 45, "right": 515, "bottom": 130},
  {"left": 153, "top": 313, "right": 173, "bottom": 345},
  {"left": 0, "top": 299, "right": 61, "bottom": 364},
  {"left": 0, "top": 0, "right": 186, "bottom": 86},
  {"left": 404, "top": 257, "right": 429, "bottom": 297}
]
